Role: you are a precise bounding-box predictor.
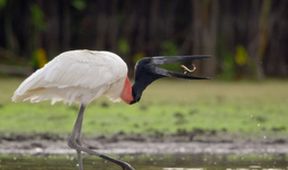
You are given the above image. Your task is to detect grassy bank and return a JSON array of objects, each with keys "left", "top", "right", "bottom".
[{"left": 0, "top": 77, "right": 287, "bottom": 138}]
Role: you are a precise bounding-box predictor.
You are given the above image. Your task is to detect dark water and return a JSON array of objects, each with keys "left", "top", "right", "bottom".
[{"left": 0, "top": 154, "right": 287, "bottom": 170}]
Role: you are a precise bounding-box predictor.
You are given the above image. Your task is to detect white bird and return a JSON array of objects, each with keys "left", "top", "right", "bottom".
[{"left": 12, "top": 50, "right": 209, "bottom": 170}]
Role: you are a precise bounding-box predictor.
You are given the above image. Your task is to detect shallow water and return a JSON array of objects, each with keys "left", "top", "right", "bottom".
[{"left": 0, "top": 154, "right": 287, "bottom": 170}]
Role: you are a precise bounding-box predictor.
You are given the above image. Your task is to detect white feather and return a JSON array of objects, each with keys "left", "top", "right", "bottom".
[{"left": 12, "top": 50, "right": 128, "bottom": 105}]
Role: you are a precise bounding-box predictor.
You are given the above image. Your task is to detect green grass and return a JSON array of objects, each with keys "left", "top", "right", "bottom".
[{"left": 0, "top": 77, "right": 288, "bottom": 137}]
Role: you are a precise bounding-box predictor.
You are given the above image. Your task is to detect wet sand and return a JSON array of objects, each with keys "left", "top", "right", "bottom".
[{"left": 0, "top": 133, "right": 287, "bottom": 155}]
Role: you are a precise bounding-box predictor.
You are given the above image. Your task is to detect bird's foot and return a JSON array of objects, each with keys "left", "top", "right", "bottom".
[
  {"left": 68, "top": 138, "right": 136, "bottom": 170},
  {"left": 120, "top": 161, "right": 136, "bottom": 170}
]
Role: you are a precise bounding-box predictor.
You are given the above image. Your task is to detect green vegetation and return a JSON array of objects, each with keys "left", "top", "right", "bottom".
[{"left": 0, "top": 77, "right": 287, "bottom": 137}]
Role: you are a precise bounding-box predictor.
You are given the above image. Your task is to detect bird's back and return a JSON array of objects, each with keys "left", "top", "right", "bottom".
[{"left": 12, "top": 50, "right": 128, "bottom": 105}]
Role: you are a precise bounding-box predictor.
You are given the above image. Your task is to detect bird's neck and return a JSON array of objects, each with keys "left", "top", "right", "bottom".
[
  {"left": 121, "top": 75, "right": 161, "bottom": 105},
  {"left": 120, "top": 76, "right": 147, "bottom": 105},
  {"left": 120, "top": 76, "right": 134, "bottom": 104}
]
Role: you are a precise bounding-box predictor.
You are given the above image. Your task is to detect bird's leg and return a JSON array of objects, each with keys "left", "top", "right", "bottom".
[
  {"left": 68, "top": 104, "right": 135, "bottom": 170},
  {"left": 68, "top": 104, "right": 85, "bottom": 170}
]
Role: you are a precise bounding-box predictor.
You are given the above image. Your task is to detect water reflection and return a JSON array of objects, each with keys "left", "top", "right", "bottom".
[{"left": 0, "top": 154, "right": 287, "bottom": 170}]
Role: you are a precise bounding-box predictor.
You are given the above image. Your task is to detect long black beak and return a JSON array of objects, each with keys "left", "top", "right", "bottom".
[
  {"left": 131, "top": 55, "right": 211, "bottom": 104},
  {"left": 148, "top": 55, "right": 211, "bottom": 79}
]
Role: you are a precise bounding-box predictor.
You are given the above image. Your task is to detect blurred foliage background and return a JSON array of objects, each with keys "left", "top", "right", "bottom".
[{"left": 0, "top": 0, "right": 287, "bottom": 80}]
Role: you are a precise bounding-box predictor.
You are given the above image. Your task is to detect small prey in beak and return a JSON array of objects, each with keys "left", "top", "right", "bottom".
[{"left": 181, "top": 64, "right": 196, "bottom": 74}]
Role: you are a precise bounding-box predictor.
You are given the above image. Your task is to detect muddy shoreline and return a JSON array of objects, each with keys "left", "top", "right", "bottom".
[{"left": 0, "top": 133, "right": 287, "bottom": 155}]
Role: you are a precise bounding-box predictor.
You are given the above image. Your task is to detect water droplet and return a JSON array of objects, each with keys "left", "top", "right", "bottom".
[{"left": 34, "top": 147, "right": 43, "bottom": 153}]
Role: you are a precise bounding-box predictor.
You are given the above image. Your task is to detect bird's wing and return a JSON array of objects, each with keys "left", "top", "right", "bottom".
[
  {"left": 43, "top": 50, "right": 126, "bottom": 89},
  {"left": 12, "top": 50, "right": 128, "bottom": 104}
]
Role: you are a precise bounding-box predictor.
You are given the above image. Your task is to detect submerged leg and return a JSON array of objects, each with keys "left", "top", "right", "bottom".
[
  {"left": 76, "top": 150, "right": 83, "bottom": 170},
  {"left": 68, "top": 104, "right": 135, "bottom": 170}
]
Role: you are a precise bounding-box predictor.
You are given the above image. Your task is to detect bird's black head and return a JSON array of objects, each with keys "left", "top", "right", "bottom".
[{"left": 130, "top": 55, "right": 210, "bottom": 104}]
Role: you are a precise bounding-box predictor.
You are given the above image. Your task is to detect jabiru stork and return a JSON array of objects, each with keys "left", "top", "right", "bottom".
[{"left": 12, "top": 50, "right": 209, "bottom": 170}]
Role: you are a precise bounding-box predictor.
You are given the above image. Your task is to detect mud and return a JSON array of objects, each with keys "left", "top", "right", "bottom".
[{"left": 0, "top": 133, "right": 287, "bottom": 155}]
